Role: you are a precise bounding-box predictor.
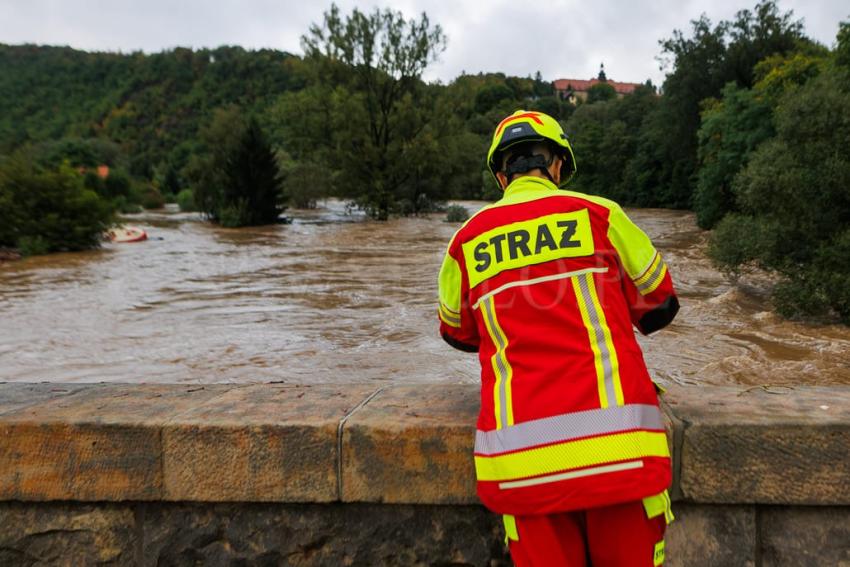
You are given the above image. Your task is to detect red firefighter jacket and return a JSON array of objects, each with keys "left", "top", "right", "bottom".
[{"left": 438, "top": 176, "right": 679, "bottom": 515}]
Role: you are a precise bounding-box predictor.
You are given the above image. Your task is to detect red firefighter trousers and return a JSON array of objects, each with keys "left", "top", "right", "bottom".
[{"left": 507, "top": 499, "right": 666, "bottom": 567}]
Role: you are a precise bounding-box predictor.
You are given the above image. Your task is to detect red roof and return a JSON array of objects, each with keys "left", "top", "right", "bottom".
[{"left": 553, "top": 78, "right": 640, "bottom": 95}]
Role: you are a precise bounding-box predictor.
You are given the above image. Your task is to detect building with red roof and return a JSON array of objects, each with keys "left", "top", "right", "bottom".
[{"left": 553, "top": 64, "right": 646, "bottom": 104}]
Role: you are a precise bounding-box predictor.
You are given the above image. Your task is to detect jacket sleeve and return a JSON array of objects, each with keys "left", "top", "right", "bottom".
[
  {"left": 437, "top": 237, "right": 480, "bottom": 352},
  {"left": 606, "top": 204, "right": 679, "bottom": 335}
]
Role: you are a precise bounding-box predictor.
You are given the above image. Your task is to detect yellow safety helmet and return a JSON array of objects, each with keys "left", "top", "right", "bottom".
[{"left": 486, "top": 110, "right": 577, "bottom": 187}]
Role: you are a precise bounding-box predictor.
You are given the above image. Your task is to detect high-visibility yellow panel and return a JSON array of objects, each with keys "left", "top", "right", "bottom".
[
  {"left": 438, "top": 253, "right": 463, "bottom": 314},
  {"left": 474, "top": 430, "right": 669, "bottom": 482},
  {"left": 502, "top": 515, "right": 519, "bottom": 543},
  {"left": 654, "top": 541, "right": 666, "bottom": 566},
  {"left": 462, "top": 209, "right": 594, "bottom": 288},
  {"left": 643, "top": 490, "right": 674, "bottom": 524},
  {"left": 604, "top": 203, "right": 657, "bottom": 280}
]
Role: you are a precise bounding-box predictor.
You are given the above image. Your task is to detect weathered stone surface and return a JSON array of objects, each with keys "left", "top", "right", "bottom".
[
  {"left": 0, "top": 502, "right": 136, "bottom": 566},
  {"left": 162, "top": 383, "right": 378, "bottom": 502},
  {"left": 665, "top": 385, "right": 850, "bottom": 504},
  {"left": 664, "top": 504, "right": 756, "bottom": 567},
  {"left": 0, "top": 421, "right": 162, "bottom": 501},
  {"left": 659, "top": 396, "right": 684, "bottom": 501},
  {"left": 0, "top": 383, "right": 91, "bottom": 416},
  {"left": 139, "top": 502, "right": 510, "bottom": 567},
  {"left": 342, "top": 384, "right": 479, "bottom": 504},
  {"left": 0, "top": 384, "right": 235, "bottom": 501},
  {"left": 760, "top": 506, "right": 850, "bottom": 567}
]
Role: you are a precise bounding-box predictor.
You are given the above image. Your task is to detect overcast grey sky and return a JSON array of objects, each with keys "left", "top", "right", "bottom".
[{"left": 0, "top": 0, "right": 847, "bottom": 86}]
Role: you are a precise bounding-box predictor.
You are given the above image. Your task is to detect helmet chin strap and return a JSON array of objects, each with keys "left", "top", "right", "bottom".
[{"left": 505, "top": 153, "right": 557, "bottom": 184}]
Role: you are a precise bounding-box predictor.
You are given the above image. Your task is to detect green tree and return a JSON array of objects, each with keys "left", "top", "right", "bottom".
[
  {"left": 189, "top": 107, "right": 285, "bottom": 226},
  {"left": 836, "top": 21, "right": 850, "bottom": 68},
  {"left": 474, "top": 84, "right": 515, "bottom": 114},
  {"left": 0, "top": 156, "right": 113, "bottom": 253},
  {"left": 693, "top": 47, "right": 828, "bottom": 229},
  {"left": 159, "top": 164, "right": 182, "bottom": 196},
  {"left": 710, "top": 64, "right": 850, "bottom": 321},
  {"left": 642, "top": 0, "right": 805, "bottom": 208},
  {"left": 586, "top": 83, "right": 617, "bottom": 104},
  {"left": 752, "top": 49, "right": 828, "bottom": 103},
  {"left": 268, "top": 84, "right": 339, "bottom": 207},
  {"left": 528, "top": 96, "right": 563, "bottom": 120},
  {"left": 566, "top": 85, "right": 660, "bottom": 204},
  {"left": 532, "top": 71, "right": 554, "bottom": 97},
  {"left": 279, "top": 161, "right": 328, "bottom": 209},
  {"left": 693, "top": 83, "right": 774, "bottom": 228},
  {"left": 299, "top": 3, "right": 446, "bottom": 219}
]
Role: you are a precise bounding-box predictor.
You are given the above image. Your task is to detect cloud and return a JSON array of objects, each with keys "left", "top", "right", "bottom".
[{"left": 0, "top": 0, "right": 846, "bottom": 86}]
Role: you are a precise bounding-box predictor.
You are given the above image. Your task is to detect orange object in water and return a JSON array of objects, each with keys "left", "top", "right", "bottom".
[{"left": 107, "top": 226, "right": 148, "bottom": 243}]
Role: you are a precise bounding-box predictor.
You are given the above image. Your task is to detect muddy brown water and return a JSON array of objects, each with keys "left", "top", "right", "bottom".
[{"left": 0, "top": 201, "right": 848, "bottom": 386}]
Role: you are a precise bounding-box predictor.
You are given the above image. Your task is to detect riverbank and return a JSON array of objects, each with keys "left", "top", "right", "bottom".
[
  {"left": 1, "top": 382, "right": 848, "bottom": 565},
  {"left": 0, "top": 248, "right": 21, "bottom": 263}
]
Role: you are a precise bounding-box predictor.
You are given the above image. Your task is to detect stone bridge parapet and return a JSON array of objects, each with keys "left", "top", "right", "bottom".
[{"left": 0, "top": 382, "right": 848, "bottom": 566}]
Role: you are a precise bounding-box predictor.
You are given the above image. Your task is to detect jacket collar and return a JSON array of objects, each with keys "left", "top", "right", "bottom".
[{"left": 501, "top": 176, "right": 559, "bottom": 204}]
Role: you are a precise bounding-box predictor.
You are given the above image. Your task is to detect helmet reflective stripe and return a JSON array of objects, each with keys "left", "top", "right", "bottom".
[
  {"left": 495, "top": 111, "right": 545, "bottom": 135},
  {"left": 487, "top": 109, "right": 577, "bottom": 188}
]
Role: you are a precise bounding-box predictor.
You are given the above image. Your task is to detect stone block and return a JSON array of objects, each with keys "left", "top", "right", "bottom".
[
  {"left": 760, "top": 506, "right": 850, "bottom": 567},
  {"left": 162, "top": 383, "right": 378, "bottom": 502},
  {"left": 0, "top": 383, "right": 91, "bottom": 416},
  {"left": 659, "top": 396, "right": 684, "bottom": 501},
  {"left": 0, "top": 384, "right": 234, "bottom": 501},
  {"left": 664, "top": 504, "right": 756, "bottom": 567},
  {"left": 341, "top": 384, "right": 479, "bottom": 504},
  {"left": 138, "top": 502, "right": 509, "bottom": 567},
  {"left": 664, "top": 385, "right": 850, "bottom": 504},
  {"left": 0, "top": 502, "right": 136, "bottom": 566}
]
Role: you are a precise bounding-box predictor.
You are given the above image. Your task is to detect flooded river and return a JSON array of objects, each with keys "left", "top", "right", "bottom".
[{"left": 0, "top": 201, "right": 848, "bottom": 386}]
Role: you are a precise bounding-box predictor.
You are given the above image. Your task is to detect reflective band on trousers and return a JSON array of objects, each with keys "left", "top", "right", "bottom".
[
  {"left": 474, "top": 429, "right": 670, "bottom": 482},
  {"left": 474, "top": 403, "right": 665, "bottom": 456}
]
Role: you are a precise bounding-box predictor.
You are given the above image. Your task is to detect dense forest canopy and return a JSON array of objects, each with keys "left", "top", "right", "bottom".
[{"left": 0, "top": 44, "right": 303, "bottom": 177}]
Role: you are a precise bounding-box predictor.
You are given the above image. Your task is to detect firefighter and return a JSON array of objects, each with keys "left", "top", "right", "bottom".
[{"left": 437, "top": 110, "right": 679, "bottom": 566}]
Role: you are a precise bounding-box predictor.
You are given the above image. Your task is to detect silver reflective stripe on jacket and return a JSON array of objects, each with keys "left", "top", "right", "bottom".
[{"left": 474, "top": 403, "right": 664, "bottom": 456}]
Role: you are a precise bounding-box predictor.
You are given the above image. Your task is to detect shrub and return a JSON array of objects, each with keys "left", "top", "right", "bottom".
[
  {"left": 708, "top": 214, "right": 780, "bottom": 273},
  {"left": 112, "top": 195, "right": 142, "bottom": 214},
  {"left": 140, "top": 186, "right": 165, "bottom": 209},
  {"left": 16, "top": 235, "right": 50, "bottom": 257},
  {"left": 176, "top": 189, "right": 197, "bottom": 212},
  {"left": 217, "top": 200, "right": 251, "bottom": 228},
  {"left": 445, "top": 204, "right": 469, "bottom": 223},
  {"left": 281, "top": 161, "right": 327, "bottom": 209}
]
